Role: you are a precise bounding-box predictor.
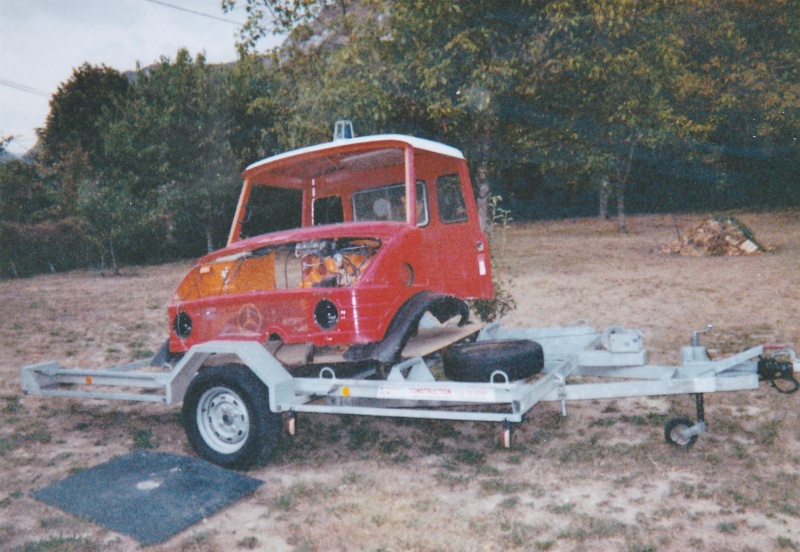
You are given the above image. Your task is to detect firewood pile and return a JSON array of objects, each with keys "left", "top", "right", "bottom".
[{"left": 661, "top": 216, "right": 765, "bottom": 256}]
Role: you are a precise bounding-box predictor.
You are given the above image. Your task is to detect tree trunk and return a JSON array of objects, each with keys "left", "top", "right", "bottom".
[
  {"left": 599, "top": 178, "right": 610, "bottom": 220},
  {"left": 616, "top": 183, "right": 627, "bottom": 233},
  {"left": 206, "top": 225, "right": 215, "bottom": 254},
  {"left": 614, "top": 141, "right": 636, "bottom": 234},
  {"left": 475, "top": 124, "right": 492, "bottom": 231},
  {"left": 476, "top": 158, "right": 490, "bottom": 231},
  {"left": 10, "top": 260, "right": 18, "bottom": 278},
  {"left": 109, "top": 237, "right": 119, "bottom": 275}
]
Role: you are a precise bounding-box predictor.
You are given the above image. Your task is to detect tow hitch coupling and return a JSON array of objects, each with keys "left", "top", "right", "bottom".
[{"left": 758, "top": 355, "right": 799, "bottom": 394}]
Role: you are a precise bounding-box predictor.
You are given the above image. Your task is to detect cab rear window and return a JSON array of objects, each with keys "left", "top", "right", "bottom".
[{"left": 437, "top": 174, "right": 468, "bottom": 223}]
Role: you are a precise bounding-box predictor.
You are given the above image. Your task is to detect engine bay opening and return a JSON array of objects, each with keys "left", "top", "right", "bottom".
[{"left": 173, "top": 238, "right": 381, "bottom": 301}]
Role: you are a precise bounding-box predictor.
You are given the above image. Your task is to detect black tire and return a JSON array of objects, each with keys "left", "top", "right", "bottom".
[
  {"left": 442, "top": 339, "right": 544, "bottom": 383},
  {"left": 664, "top": 416, "right": 697, "bottom": 448},
  {"left": 182, "top": 364, "right": 281, "bottom": 469}
]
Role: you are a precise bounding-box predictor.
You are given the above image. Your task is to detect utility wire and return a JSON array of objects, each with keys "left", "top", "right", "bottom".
[
  {"left": 139, "top": 0, "right": 244, "bottom": 26},
  {"left": 0, "top": 78, "right": 51, "bottom": 98}
]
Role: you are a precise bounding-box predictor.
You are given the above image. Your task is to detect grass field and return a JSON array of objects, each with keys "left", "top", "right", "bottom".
[{"left": 1, "top": 211, "right": 798, "bottom": 551}]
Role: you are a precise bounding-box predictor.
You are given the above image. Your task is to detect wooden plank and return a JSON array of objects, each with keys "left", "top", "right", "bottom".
[
  {"left": 402, "top": 324, "right": 484, "bottom": 358},
  {"left": 274, "top": 323, "right": 483, "bottom": 366}
]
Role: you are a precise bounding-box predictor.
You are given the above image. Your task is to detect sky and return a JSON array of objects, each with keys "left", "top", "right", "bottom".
[{"left": 0, "top": 0, "right": 281, "bottom": 157}]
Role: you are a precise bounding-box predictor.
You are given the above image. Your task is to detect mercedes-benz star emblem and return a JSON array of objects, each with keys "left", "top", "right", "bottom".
[{"left": 237, "top": 304, "right": 262, "bottom": 334}]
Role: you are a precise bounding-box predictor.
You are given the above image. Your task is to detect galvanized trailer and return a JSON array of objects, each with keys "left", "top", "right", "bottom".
[{"left": 20, "top": 321, "right": 798, "bottom": 468}]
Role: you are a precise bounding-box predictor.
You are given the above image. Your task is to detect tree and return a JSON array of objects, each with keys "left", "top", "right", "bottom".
[
  {"left": 38, "top": 63, "right": 129, "bottom": 169},
  {"left": 227, "top": 0, "right": 548, "bottom": 227},
  {"left": 379, "top": 2, "right": 545, "bottom": 228},
  {"left": 0, "top": 158, "right": 42, "bottom": 276},
  {"left": 227, "top": 53, "right": 284, "bottom": 167},
  {"left": 226, "top": 0, "right": 800, "bottom": 231},
  {"left": 223, "top": 0, "right": 358, "bottom": 49},
  {"left": 0, "top": 135, "right": 12, "bottom": 155},
  {"left": 691, "top": 1, "right": 800, "bottom": 207},
  {"left": 100, "top": 50, "right": 240, "bottom": 258},
  {"left": 0, "top": 159, "right": 49, "bottom": 224},
  {"left": 75, "top": 176, "right": 152, "bottom": 273}
]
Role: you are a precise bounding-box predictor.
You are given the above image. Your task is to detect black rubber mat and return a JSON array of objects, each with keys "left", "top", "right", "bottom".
[{"left": 31, "top": 450, "right": 263, "bottom": 545}]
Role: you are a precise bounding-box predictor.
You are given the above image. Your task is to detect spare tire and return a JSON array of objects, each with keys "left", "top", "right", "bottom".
[{"left": 442, "top": 339, "right": 544, "bottom": 383}]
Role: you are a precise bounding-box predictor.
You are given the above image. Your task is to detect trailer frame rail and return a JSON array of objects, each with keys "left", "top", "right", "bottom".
[{"left": 21, "top": 324, "right": 793, "bottom": 436}]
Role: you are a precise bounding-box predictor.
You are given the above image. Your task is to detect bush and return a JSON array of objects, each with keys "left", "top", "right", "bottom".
[
  {"left": 0, "top": 218, "right": 94, "bottom": 277},
  {"left": 471, "top": 196, "right": 516, "bottom": 322}
]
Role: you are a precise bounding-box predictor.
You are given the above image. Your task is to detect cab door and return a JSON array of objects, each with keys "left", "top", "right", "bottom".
[{"left": 425, "top": 168, "right": 493, "bottom": 300}]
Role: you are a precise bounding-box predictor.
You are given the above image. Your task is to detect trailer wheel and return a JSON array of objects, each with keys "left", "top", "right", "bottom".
[
  {"left": 182, "top": 364, "right": 281, "bottom": 469},
  {"left": 664, "top": 416, "right": 698, "bottom": 448},
  {"left": 442, "top": 340, "right": 544, "bottom": 383}
]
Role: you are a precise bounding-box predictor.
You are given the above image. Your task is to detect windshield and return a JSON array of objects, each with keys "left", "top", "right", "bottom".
[
  {"left": 230, "top": 140, "right": 464, "bottom": 244},
  {"left": 252, "top": 146, "right": 406, "bottom": 192}
]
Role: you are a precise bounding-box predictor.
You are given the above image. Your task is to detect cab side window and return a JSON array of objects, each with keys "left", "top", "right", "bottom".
[
  {"left": 352, "top": 181, "right": 429, "bottom": 226},
  {"left": 437, "top": 174, "right": 468, "bottom": 223}
]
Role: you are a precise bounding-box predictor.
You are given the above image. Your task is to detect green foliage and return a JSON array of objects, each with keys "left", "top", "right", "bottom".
[
  {"left": 0, "top": 135, "right": 12, "bottom": 155},
  {"left": 131, "top": 429, "right": 157, "bottom": 450},
  {"left": 0, "top": 161, "right": 51, "bottom": 223},
  {"left": 3, "top": 1, "right": 798, "bottom": 277},
  {"left": 223, "top": 0, "right": 351, "bottom": 49},
  {"left": 471, "top": 196, "right": 516, "bottom": 323},
  {"left": 100, "top": 50, "right": 241, "bottom": 257},
  {"left": 39, "top": 63, "right": 129, "bottom": 168},
  {"left": 0, "top": 218, "right": 93, "bottom": 277},
  {"left": 454, "top": 448, "right": 485, "bottom": 465}
]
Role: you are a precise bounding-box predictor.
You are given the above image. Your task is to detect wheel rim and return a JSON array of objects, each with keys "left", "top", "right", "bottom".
[
  {"left": 196, "top": 386, "right": 250, "bottom": 454},
  {"left": 670, "top": 424, "right": 692, "bottom": 446}
]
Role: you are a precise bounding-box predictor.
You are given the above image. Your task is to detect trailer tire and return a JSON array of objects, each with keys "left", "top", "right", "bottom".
[
  {"left": 182, "top": 364, "right": 281, "bottom": 470},
  {"left": 442, "top": 339, "right": 544, "bottom": 383},
  {"left": 664, "top": 416, "right": 697, "bottom": 448}
]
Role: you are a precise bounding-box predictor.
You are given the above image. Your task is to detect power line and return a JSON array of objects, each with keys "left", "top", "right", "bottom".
[
  {"left": 140, "top": 0, "right": 244, "bottom": 26},
  {"left": 0, "top": 78, "right": 51, "bottom": 98}
]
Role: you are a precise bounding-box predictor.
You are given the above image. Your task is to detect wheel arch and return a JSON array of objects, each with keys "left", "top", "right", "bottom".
[
  {"left": 347, "top": 291, "right": 469, "bottom": 366},
  {"left": 166, "top": 340, "right": 293, "bottom": 413},
  {"left": 181, "top": 363, "right": 282, "bottom": 469}
]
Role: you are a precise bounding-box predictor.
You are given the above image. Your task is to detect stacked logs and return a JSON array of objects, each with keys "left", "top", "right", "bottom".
[{"left": 661, "top": 217, "right": 765, "bottom": 256}]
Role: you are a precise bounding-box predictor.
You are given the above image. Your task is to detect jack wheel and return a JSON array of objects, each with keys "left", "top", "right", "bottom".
[
  {"left": 182, "top": 364, "right": 281, "bottom": 469},
  {"left": 664, "top": 416, "right": 697, "bottom": 448},
  {"left": 500, "top": 420, "right": 512, "bottom": 449}
]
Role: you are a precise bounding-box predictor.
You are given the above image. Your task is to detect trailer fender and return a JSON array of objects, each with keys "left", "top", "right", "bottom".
[{"left": 166, "top": 340, "right": 293, "bottom": 412}]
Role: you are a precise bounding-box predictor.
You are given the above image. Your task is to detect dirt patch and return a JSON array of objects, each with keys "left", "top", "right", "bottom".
[{"left": 1, "top": 211, "right": 799, "bottom": 551}]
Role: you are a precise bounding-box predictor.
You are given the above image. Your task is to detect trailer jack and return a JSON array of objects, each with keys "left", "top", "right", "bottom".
[{"left": 664, "top": 393, "right": 707, "bottom": 448}]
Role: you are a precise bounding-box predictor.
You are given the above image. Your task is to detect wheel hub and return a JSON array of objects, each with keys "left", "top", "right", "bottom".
[
  {"left": 197, "top": 387, "right": 250, "bottom": 454},
  {"left": 670, "top": 425, "right": 692, "bottom": 446}
]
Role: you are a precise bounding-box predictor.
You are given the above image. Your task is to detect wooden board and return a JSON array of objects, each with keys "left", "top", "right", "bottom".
[
  {"left": 273, "top": 323, "right": 483, "bottom": 366},
  {"left": 401, "top": 323, "right": 483, "bottom": 358}
]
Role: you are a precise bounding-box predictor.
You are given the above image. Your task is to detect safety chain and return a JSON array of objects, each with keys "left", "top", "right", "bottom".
[{"left": 758, "top": 357, "right": 799, "bottom": 394}]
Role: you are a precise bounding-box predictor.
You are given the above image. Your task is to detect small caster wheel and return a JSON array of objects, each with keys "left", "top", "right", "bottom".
[
  {"left": 664, "top": 416, "right": 698, "bottom": 448},
  {"left": 285, "top": 410, "right": 297, "bottom": 436},
  {"left": 500, "top": 419, "right": 512, "bottom": 449}
]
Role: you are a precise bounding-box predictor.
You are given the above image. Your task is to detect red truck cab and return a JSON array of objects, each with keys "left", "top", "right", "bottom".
[{"left": 167, "top": 134, "right": 493, "bottom": 367}]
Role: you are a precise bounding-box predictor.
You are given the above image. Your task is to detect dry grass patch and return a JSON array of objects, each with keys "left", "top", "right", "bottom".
[{"left": 1, "top": 211, "right": 798, "bottom": 551}]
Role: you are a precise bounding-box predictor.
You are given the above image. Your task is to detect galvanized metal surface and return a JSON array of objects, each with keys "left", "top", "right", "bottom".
[{"left": 20, "top": 323, "right": 776, "bottom": 427}]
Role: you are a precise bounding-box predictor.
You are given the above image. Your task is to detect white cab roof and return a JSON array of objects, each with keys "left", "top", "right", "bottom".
[{"left": 244, "top": 134, "right": 465, "bottom": 173}]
